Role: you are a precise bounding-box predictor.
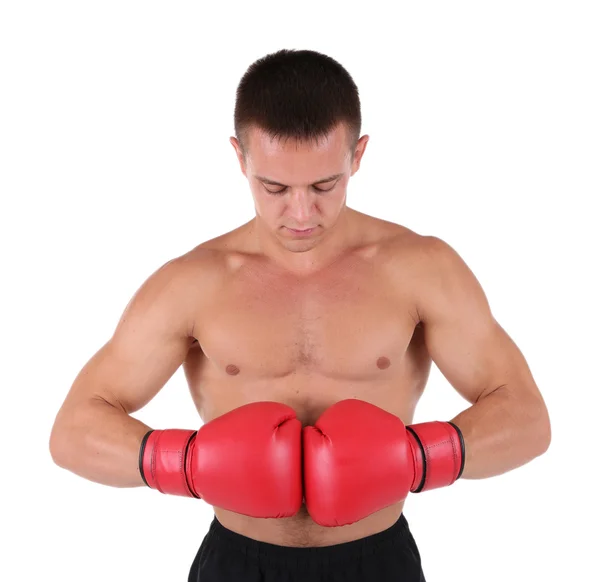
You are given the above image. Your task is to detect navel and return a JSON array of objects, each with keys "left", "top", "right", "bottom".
[
  {"left": 376, "top": 356, "right": 391, "bottom": 370},
  {"left": 225, "top": 364, "right": 240, "bottom": 376}
]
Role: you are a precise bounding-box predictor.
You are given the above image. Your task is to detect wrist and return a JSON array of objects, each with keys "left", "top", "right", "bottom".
[
  {"left": 139, "top": 429, "right": 199, "bottom": 497},
  {"left": 406, "top": 421, "right": 465, "bottom": 492}
]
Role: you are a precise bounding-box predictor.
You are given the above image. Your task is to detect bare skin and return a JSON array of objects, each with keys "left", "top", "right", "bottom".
[{"left": 50, "top": 124, "right": 551, "bottom": 548}]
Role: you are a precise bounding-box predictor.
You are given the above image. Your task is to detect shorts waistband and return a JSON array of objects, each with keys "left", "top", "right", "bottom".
[{"left": 205, "top": 513, "right": 413, "bottom": 571}]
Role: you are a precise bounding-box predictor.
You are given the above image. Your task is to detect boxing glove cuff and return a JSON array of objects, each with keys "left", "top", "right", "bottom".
[
  {"left": 406, "top": 421, "right": 465, "bottom": 492},
  {"left": 139, "top": 429, "right": 200, "bottom": 498}
]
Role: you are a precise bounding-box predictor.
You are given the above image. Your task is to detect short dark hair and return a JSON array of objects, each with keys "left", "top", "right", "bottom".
[{"left": 234, "top": 49, "right": 361, "bottom": 160}]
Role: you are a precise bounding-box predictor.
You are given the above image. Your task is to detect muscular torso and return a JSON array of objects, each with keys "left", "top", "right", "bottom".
[{"left": 182, "top": 210, "right": 433, "bottom": 546}]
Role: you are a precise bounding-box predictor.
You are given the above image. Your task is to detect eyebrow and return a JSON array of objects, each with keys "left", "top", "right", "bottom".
[{"left": 254, "top": 173, "right": 344, "bottom": 187}]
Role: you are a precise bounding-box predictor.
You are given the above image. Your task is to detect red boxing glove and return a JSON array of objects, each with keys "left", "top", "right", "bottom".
[
  {"left": 139, "top": 401, "right": 303, "bottom": 519},
  {"left": 303, "top": 399, "right": 465, "bottom": 527}
]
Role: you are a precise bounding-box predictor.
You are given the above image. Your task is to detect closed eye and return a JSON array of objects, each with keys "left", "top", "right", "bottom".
[{"left": 265, "top": 184, "right": 336, "bottom": 195}]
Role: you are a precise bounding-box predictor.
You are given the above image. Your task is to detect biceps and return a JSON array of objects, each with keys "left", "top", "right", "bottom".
[
  {"left": 423, "top": 312, "right": 521, "bottom": 404},
  {"left": 61, "top": 260, "right": 196, "bottom": 415},
  {"left": 100, "top": 331, "right": 193, "bottom": 413},
  {"left": 416, "top": 236, "right": 526, "bottom": 404}
]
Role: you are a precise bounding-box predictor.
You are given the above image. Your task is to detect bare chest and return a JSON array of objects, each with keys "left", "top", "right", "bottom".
[{"left": 193, "top": 258, "right": 420, "bottom": 383}]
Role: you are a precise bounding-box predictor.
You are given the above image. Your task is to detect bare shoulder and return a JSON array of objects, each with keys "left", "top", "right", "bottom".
[
  {"left": 345, "top": 210, "right": 416, "bottom": 260},
  {"left": 345, "top": 209, "right": 458, "bottom": 267},
  {"left": 399, "top": 234, "right": 487, "bottom": 329},
  {"left": 176, "top": 225, "right": 257, "bottom": 296},
  {"left": 120, "top": 248, "right": 221, "bottom": 336},
  {"left": 368, "top": 215, "right": 427, "bottom": 264},
  {"left": 381, "top": 226, "right": 462, "bottom": 272},
  {"left": 407, "top": 234, "right": 473, "bottom": 284},
  {"left": 171, "top": 243, "right": 230, "bottom": 297},
  {"left": 186, "top": 219, "right": 256, "bottom": 263},
  {"left": 376, "top": 227, "right": 472, "bottom": 320}
]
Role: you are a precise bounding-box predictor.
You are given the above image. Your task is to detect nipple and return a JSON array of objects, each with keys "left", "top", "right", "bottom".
[
  {"left": 376, "top": 356, "right": 391, "bottom": 370},
  {"left": 225, "top": 364, "right": 240, "bottom": 376}
]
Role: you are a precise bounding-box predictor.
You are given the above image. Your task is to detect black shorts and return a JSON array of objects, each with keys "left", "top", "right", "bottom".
[{"left": 188, "top": 513, "right": 426, "bottom": 581}]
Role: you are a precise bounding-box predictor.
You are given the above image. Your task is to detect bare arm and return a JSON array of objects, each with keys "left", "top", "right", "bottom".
[
  {"left": 49, "top": 257, "right": 199, "bottom": 488},
  {"left": 415, "top": 236, "right": 551, "bottom": 479}
]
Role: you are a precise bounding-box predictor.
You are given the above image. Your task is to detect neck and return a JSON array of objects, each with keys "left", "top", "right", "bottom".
[{"left": 248, "top": 207, "right": 357, "bottom": 276}]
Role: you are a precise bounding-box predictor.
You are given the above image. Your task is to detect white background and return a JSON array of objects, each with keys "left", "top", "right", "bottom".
[{"left": 1, "top": 1, "right": 598, "bottom": 580}]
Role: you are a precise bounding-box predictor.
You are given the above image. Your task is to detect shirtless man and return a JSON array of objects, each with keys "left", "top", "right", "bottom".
[{"left": 49, "top": 49, "right": 551, "bottom": 581}]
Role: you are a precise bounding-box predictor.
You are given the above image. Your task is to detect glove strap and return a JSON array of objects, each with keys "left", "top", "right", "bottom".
[
  {"left": 406, "top": 421, "right": 465, "bottom": 493},
  {"left": 139, "top": 429, "right": 200, "bottom": 498}
]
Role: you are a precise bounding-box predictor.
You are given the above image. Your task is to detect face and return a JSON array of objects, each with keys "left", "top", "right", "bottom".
[{"left": 230, "top": 123, "right": 369, "bottom": 254}]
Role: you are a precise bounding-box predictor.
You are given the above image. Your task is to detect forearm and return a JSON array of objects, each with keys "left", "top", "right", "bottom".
[
  {"left": 449, "top": 383, "right": 551, "bottom": 480},
  {"left": 50, "top": 397, "right": 150, "bottom": 488}
]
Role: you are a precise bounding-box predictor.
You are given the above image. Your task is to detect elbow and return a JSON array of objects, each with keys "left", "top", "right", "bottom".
[
  {"left": 49, "top": 418, "right": 74, "bottom": 468},
  {"left": 49, "top": 424, "right": 66, "bottom": 467},
  {"left": 541, "top": 421, "right": 552, "bottom": 454},
  {"left": 49, "top": 402, "right": 86, "bottom": 468},
  {"left": 534, "top": 407, "right": 552, "bottom": 457}
]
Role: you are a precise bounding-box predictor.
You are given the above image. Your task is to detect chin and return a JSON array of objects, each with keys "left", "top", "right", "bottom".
[{"left": 282, "top": 239, "right": 317, "bottom": 252}]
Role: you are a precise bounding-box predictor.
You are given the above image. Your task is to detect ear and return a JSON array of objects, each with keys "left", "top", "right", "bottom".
[
  {"left": 229, "top": 136, "right": 247, "bottom": 177},
  {"left": 351, "top": 134, "right": 370, "bottom": 176}
]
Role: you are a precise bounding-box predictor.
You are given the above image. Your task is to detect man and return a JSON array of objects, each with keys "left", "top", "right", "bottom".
[{"left": 50, "top": 49, "right": 551, "bottom": 581}]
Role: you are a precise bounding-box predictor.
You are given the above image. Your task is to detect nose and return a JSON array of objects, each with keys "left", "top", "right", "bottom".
[{"left": 287, "top": 189, "right": 315, "bottom": 224}]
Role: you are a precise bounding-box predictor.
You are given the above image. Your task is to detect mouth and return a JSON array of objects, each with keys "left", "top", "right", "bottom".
[{"left": 286, "top": 227, "right": 316, "bottom": 236}]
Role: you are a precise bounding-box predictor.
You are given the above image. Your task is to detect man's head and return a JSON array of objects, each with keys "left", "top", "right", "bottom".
[{"left": 229, "top": 49, "right": 369, "bottom": 256}]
